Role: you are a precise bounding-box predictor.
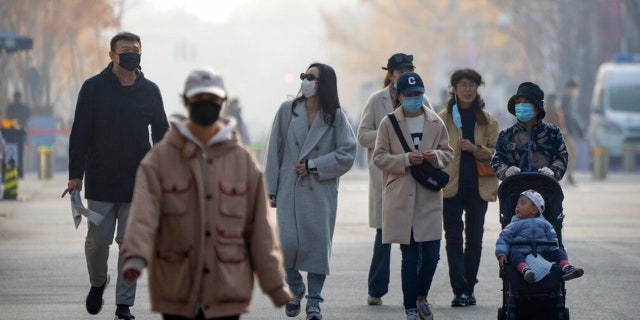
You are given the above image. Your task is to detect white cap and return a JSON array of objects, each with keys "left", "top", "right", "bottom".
[
  {"left": 184, "top": 68, "right": 226, "bottom": 99},
  {"left": 520, "top": 189, "right": 545, "bottom": 214}
]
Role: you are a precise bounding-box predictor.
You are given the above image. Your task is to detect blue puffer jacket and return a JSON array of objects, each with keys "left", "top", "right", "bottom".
[
  {"left": 495, "top": 215, "right": 559, "bottom": 258},
  {"left": 491, "top": 119, "right": 568, "bottom": 181}
]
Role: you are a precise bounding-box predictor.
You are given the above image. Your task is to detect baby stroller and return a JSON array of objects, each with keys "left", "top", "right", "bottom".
[{"left": 496, "top": 172, "right": 571, "bottom": 320}]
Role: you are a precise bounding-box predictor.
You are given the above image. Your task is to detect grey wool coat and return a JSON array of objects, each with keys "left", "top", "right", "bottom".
[
  {"left": 264, "top": 100, "right": 357, "bottom": 275},
  {"left": 373, "top": 106, "right": 453, "bottom": 244},
  {"left": 357, "top": 86, "right": 433, "bottom": 229}
]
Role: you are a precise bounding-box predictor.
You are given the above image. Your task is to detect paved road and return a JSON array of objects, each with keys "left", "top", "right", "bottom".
[{"left": 0, "top": 170, "right": 638, "bottom": 320}]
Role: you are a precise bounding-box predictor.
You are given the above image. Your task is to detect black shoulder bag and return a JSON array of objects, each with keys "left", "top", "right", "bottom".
[{"left": 387, "top": 113, "right": 449, "bottom": 191}]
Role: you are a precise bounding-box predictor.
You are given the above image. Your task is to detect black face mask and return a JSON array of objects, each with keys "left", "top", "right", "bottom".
[
  {"left": 189, "top": 100, "right": 222, "bottom": 126},
  {"left": 118, "top": 52, "right": 140, "bottom": 71}
]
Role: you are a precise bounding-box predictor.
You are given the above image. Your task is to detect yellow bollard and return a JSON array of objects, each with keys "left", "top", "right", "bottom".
[
  {"left": 2, "top": 158, "right": 18, "bottom": 200},
  {"left": 622, "top": 144, "right": 636, "bottom": 172},
  {"left": 38, "top": 146, "right": 54, "bottom": 180},
  {"left": 592, "top": 147, "right": 608, "bottom": 180}
]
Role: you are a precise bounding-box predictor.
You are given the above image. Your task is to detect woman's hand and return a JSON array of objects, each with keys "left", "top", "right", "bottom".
[
  {"left": 295, "top": 160, "right": 308, "bottom": 176},
  {"left": 408, "top": 151, "right": 424, "bottom": 165},
  {"left": 459, "top": 138, "right": 479, "bottom": 152},
  {"left": 422, "top": 150, "right": 437, "bottom": 163}
]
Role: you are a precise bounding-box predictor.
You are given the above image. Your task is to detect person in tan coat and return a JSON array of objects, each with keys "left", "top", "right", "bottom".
[
  {"left": 121, "top": 68, "right": 290, "bottom": 320},
  {"left": 373, "top": 72, "right": 453, "bottom": 320},
  {"left": 357, "top": 53, "right": 433, "bottom": 306},
  {"left": 438, "top": 68, "right": 499, "bottom": 307}
]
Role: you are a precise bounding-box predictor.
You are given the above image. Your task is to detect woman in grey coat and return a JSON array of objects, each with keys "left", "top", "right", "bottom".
[{"left": 264, "top": 63, "right": 357, "bottom": 320}]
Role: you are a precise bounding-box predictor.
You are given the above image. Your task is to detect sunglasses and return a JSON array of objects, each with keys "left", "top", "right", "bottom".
[
  {"left": 300, "top": 73, "right": 319, "bottom": 81},
  {"left": 393, "top": 54, "right": 413, "bottom": 63}
]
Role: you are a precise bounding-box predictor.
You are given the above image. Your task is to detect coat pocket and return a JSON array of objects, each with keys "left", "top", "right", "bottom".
[
  {"left": 152, "top": 246, "right": 192, "bottom": 302},
  {"left": 160, "top": 179, "right": 191, "bottom": 215},
  {"left": 218, "top": 181, "right": 247, "bottom": 218},
  {"left": 213, "top": 232, "right": 253, "bottom": 302}
]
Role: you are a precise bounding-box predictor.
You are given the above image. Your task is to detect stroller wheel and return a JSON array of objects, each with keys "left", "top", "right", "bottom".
[
  {"left": 561, "top": 307, "right": 570, "bottom": 320},
  {"left": 497, "top": 307, "right": 504, "bottom": 320}
]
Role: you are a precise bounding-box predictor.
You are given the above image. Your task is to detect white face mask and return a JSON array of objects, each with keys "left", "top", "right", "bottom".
[{"left": 301, "top": 79, "right": 317, "bottom": 98}]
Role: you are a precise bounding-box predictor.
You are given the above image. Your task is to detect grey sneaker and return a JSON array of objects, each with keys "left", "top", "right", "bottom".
[
  {"left": 416, "top": 296, "right": 434, "bottom": 320},
  {"left": 285, "top": 289, "right": 305, "bottom": 317},
  {"left": 562, "top": 265, "right": 584, "bottom": 281},
  {"left": 86, "top": 274, "right": 110, "bottom": 315},
  {"left": 306, "top": 305, "right": 322, "bottom": 320},
  {"left": 406, "top": 308, "right": 420, "bottom": 320},
  {"left": 523, "top": 268, "right": 536, "bottom": 284},
  {"left": 367, "top": 295, "right": 382, "bottom": 305},
  {"left": 451, "top": 293, "right": 469, "bottom": 307},
  {"left": 467, "top": 292, "right": 477, "bottom": 305}
]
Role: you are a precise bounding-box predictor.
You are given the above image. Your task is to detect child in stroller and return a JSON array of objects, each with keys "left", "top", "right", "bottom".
[
  {"left": 496, "top": 189, "right": 584, "bottom": 283},
  {"left": 495, "top": 173, "right": 583, "bottom": 320}
]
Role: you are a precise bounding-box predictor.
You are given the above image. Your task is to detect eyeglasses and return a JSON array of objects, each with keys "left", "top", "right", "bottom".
[
  {"left": 456, "top": 82, "right": 478, "bottom": 90},
  {"left": 300, "top": 73, "right": 319, "bottom": 81}
]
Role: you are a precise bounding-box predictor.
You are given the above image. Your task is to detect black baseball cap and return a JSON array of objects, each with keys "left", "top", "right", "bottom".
[{"left": 382, "top": 53, "right": 415, "bottom": 71}]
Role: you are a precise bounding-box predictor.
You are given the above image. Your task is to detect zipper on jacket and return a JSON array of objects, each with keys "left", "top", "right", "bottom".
[{"left": 527, "top": 129, "right": 533, "bottom": 171}]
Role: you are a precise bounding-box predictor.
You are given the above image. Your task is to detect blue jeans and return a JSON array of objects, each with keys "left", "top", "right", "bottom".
[
  {"left": 400, "top": 236, "right": 440, "bottom": 309},
  {"left": 443, "top": 190, "right": 487, "bottom": 296},
  {"left": 367, "top": 228, "right": 391, "bottom": 298},
  {"left": 285, "top": 268, "right": 326, "bottom": 307}
]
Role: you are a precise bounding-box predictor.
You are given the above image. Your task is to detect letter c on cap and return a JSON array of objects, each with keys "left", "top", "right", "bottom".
[{"left": 408, "top": 77, "right": 416, "bottom": 85}]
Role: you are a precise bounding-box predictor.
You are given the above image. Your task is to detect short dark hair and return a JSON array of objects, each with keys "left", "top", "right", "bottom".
[{"left": 110, "top": 32, "right": 141, "bottom": 51}]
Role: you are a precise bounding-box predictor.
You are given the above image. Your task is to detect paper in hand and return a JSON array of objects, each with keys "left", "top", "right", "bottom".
[{"left": 71, "top": 189, "right": 103, "bottom": 228}]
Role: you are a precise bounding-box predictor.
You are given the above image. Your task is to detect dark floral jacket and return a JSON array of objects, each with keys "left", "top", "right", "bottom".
[{"left": 491, "top": 119, "right": 568, "bottom": 181}]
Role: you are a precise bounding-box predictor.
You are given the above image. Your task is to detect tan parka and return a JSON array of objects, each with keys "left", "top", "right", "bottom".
[
  {"left": 122, "top": 120, "right": 289, "bottom": 318},
  {"left": 373, "top": 107, "right": 453, "bottom": 244}
]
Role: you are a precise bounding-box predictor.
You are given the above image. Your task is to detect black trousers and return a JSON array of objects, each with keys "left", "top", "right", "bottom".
[{"left": 443, "top": 188, "right": 488, "bottom": 296}]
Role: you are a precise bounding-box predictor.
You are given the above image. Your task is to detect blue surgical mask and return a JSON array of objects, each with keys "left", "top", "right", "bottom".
[
  {"left": 452, "top": 104, "right": 462, "bottom": 129},
  {"left": 515, "top": 103, "right": 536, "bottom": 122},
  {"left": 402, "top": 96, "right": 423, "bottom": 113}
]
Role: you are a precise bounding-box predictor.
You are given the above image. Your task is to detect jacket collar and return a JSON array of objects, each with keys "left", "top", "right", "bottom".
[
  {"left": 101, "top": 62, "right": 144, "bottom": 87},
  {"left": 514, "top": 118, "right": 544, "bottom": 131},
  {"left": 290, "top": 100, "right": 331, "bottom": 162},
  {"left": 166, "top": 117, "right": 239, "bottom": 160}
]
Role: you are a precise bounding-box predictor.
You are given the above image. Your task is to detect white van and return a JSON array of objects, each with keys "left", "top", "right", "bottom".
[{"left": 588, "top": 56, "right": 640, "bottom": 158}]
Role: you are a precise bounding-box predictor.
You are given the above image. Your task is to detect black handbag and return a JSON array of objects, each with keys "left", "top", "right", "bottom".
[{"left": 387, "top": 113, "right": 449, "bottom": 191}]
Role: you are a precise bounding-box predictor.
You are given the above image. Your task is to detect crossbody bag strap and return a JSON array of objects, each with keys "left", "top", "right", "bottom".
[{"left": 388, "top": 113, "right": 412, "bottom": 153}]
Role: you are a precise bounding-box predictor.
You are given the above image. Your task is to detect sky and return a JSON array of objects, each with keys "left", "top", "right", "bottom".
[{"left": 121, "top": 0, "right": 357, "bottom": 143}]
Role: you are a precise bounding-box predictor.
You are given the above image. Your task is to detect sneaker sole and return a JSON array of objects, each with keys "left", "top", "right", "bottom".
[{"left": 286, "top": 309, "right": 301, "bottom": 317}]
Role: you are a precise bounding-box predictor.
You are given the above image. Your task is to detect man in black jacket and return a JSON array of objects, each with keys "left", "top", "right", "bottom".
[{"left": 61, "top": 31, "right": 169, "bottom": 320}]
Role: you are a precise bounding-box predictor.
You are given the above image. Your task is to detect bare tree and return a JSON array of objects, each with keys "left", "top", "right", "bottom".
[
  {"left": 0, "top": 0, "right": 119, "bottom": 119},
  {"left": 322, "top": 0, "right": 634, "bottom": 119}
]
